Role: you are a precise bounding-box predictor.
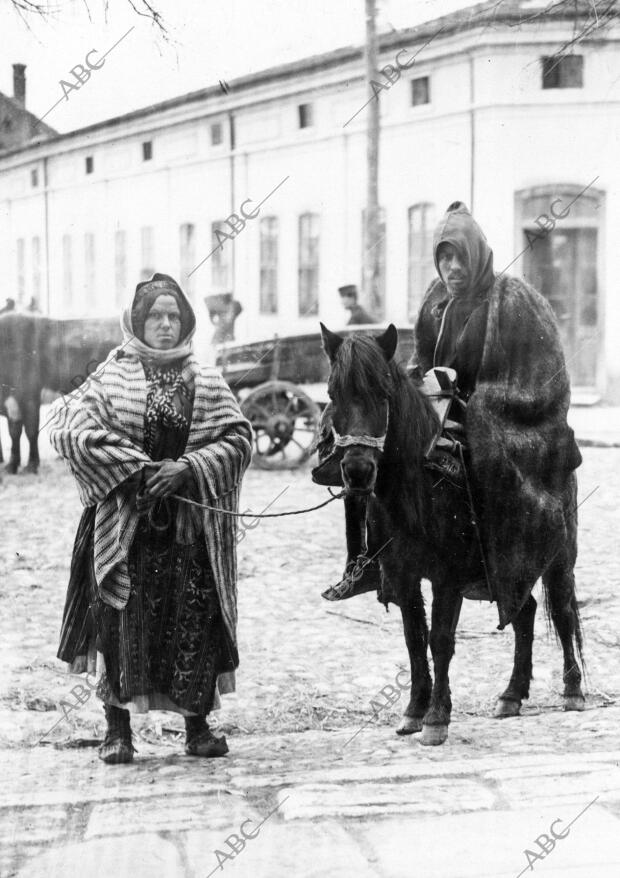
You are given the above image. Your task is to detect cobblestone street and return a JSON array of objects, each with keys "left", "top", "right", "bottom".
[{"left": 1, "top": 436, "right": 619, "bottom": 877}]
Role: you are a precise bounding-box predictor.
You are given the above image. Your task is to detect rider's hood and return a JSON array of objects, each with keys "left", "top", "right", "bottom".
[{"left": 433, "top": 201, "right": 495, "bottom": 297}]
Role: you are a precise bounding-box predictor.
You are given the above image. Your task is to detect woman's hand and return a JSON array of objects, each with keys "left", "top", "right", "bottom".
[
  {"left": 144, "top": 459, "right": 191, "bottom": 498},
  {"left": 122, "top": 469, "right": 144, "bottom": 490}
]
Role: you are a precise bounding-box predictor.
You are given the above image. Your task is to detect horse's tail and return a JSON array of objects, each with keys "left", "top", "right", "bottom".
[{"left": 542, "top": 568, "right": 587, "bottom": 681}]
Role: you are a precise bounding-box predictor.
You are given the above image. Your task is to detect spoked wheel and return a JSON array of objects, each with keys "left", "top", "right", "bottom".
[{"left": 241, "top": 380, "right": 322, "bottom": 470}]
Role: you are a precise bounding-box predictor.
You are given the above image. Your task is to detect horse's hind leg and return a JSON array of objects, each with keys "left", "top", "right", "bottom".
[
  {"left": 495, "top": 593, "right": 536, "bottom": 718},
  {"left": 396, "top": 579, "right": 431, "bottom": 735},
  {"left": 421, "top": 581, "right": 463, "bottom": 745},
  {"left": 7, "top": 416, "right": 22, "bottom": 474},
  {"left": 543, "top": 561, "right": 585, "bottom": 711}
]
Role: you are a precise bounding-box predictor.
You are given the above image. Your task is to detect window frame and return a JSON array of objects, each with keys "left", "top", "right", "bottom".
[
  {"left": 211, "top": 220, "right": 231, "bottom": 291},
  {"left": 259, "top": 215, "right": 279, "bottom": 315},
  {"left": 179, "top": 223, "right": 196, "bottom": 299},
  {"left": 114, "top": 229, "right": 127, "bottom": 306},
  {"left": 407, "top": 202, "right": 436, "bottom": 321},
  {"left": 541, "top": 55, "right": 584, "bottom": 89},
  {"left": 210, "top": 122, "right": 223, "bottom": 146},
  {"left": 411, "top": 75, "right": 430, "bottom": 107},
  {"left": 298, "top": 103, "right": 314, "bottom": 129},
  {"left": 298, "top": 212, "right": 320, "bottom": 316}
]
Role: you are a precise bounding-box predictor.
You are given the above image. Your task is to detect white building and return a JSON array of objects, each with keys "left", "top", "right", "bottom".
[{"left": 0, "top": 0, "right": 618, "bottom": 400}]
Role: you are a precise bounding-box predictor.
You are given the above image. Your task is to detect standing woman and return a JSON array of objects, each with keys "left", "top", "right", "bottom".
[{"left": 49, "top": 274, "right": 252, "bottom": 764}]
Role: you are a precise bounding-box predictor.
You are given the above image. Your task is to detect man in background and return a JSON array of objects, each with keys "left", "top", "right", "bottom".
[
  {"left": 208, "top": 294, "right": 243, "bottom": 345},
  {"left": 338, "top": 284, "right": 376, "bottom": 325}
]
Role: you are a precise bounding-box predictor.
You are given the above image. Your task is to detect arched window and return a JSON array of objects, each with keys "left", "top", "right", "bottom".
[{"left": 515, "top": 184, "right": 604, "bottom": 389}]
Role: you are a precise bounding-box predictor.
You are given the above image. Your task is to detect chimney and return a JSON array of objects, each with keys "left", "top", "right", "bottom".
[{"left": 13, "top": 64, "right": 26, "bottom": 107}]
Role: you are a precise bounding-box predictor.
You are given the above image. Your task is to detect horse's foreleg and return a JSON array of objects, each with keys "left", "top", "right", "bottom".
[
  {"left": 344, "top": 493, "right": 367, "bottom": 563},
  {"left": 396, "top": 579, "right": 431, "bottom": 735},
  {"left": 23, "top": 399, "right": 40, "bottom": 474},
  {"left": 422, "top": 582, "right": 463, "bottom": 745},
  {"left": 495, "top": 593, "right": 537, "bottom": 718}
]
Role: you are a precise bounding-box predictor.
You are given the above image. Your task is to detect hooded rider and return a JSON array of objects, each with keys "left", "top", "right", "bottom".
[{"left": 317, "top": 200, "right": 580, "bottom": 605}]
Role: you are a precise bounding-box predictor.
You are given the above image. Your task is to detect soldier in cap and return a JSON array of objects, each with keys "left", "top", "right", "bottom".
[{"left": 338, "top": 284, "right": 376, "bottom": 325}]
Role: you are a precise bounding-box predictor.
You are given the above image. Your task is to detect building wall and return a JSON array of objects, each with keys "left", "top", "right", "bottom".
[{"left": 1, "top": 21, "right": 619, "bottom": 397}]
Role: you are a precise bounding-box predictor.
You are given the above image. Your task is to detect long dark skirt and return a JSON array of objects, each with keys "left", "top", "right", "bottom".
[{"left": 58, "top": 506, "right": 237, "bottom": 716}]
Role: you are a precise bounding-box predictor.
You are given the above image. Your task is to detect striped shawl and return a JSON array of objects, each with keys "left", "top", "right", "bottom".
[{"left": 48, "top": 350, "right": 252, "bottom": 646}]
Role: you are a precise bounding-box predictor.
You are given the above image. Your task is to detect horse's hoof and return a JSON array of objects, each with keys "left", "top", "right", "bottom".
[
  {"left": 420, "top": 724, "right": 448, "bottom": 746},
  {"left": 494, "top": 698, "right": 521, "bottom": 718},
  {"left": 564, "top": 695, "right": 586, "bottom": 712},
  {"left": 396, "top": 716, "right": 423, "bottom": 736}
]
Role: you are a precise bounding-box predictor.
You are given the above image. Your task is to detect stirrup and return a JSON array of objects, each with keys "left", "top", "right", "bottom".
[{"left": 321, "top": 556, "right": 381, "bottom": 601}]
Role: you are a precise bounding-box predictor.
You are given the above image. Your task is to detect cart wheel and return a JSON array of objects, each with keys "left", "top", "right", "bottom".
[{"left": 241, "top": 380, "right": 321, "bottom": 470}]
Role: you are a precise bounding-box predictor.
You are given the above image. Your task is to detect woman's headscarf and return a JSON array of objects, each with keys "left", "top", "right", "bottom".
[
  {"left": 433, "top": 201, "right": 495, "bottom": 298},
  {"left": 120, "top": 273, "right": 196, "bottom": 364}
]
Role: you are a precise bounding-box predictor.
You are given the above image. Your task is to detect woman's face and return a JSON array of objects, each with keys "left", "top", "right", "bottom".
[{"left": 143, "top": 294, "right": 182, "bottom": 349}]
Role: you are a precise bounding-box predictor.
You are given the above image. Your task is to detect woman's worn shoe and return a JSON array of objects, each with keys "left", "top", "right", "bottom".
[
  {"left": 184, "top": 716, "right": 229, "bottom": 757},
  {"left": 99, "top": 704, "right": 135, "bottom": 765},
  {"left": 321, "top": 555, "right": 381, "bottom": 601}
]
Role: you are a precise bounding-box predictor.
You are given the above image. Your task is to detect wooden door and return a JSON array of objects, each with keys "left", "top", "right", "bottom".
[{"left": 523, "top": 227, "right": 598, "bottom": 387}]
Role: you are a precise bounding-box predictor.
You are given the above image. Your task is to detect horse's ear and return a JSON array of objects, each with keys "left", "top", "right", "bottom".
[
  {"left": 376, "top": 323, "right": 398, "bottom": 362},
  {"left": 320, "top": 323, "right": 344, "bottom": 362}
]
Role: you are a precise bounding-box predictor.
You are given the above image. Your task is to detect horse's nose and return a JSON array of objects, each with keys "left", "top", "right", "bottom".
[{"left": 342, "top": 452, "right": 376, "bottom": 492}]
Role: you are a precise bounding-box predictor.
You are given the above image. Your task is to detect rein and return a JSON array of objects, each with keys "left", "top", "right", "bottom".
[{"left": 166, "top": 489, "right": 345, "bottom": 518}]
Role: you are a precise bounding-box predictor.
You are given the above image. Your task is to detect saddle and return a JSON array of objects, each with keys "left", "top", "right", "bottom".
[{"left": 421, "top": 367, "right": 466, "bottom": 486}]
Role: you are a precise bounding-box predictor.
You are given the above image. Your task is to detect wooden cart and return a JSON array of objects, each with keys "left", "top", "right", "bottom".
[{"left": 216, "top": 326, "right": 416, "bottom": 470}]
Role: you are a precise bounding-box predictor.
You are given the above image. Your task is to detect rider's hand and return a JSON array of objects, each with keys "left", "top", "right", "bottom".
[{"left": 144, "top": 459, "right": 191, "bottom": 498}]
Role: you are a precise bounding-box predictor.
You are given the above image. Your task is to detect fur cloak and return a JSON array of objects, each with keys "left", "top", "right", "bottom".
[{"left": 415, "top": 274, "right": 582, "bottom": 628}]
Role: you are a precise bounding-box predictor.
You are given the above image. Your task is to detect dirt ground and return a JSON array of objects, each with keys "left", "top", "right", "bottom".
[{"left": 1, "top": 441, "right": 618, "bottom": 755}]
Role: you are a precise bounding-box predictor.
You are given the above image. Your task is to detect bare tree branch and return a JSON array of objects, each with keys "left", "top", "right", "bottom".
[
  {"left": 8, "top": 0, "right": 168, "bottom": 35},
  {"left": 122, "top": 0, "right": 167, "bottom": 36}
]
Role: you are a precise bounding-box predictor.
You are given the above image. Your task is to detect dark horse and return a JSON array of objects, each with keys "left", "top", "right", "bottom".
[
  {"left": 0, "top": 313, "right": 121, "bottom": 473},
  {"left": 321, "top": 323, "right": 585, "bottom": 746}
]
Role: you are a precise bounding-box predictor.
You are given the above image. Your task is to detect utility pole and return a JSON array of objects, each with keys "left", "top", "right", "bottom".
[{"left": 363, "top": 0, "right": 382, "bottom": 317}]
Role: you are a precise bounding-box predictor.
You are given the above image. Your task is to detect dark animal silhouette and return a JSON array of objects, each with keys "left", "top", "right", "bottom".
[
  {"left": 321, "top": 323, "right": 585, "bottom": 746},
  {"left": 0, "top": 314, "right": 121, "bottom": 473}
]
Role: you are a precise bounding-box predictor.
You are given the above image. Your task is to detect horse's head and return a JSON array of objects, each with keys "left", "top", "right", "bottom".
[{"left": 320, "top": 323, "right": 398, "bottom": 495}]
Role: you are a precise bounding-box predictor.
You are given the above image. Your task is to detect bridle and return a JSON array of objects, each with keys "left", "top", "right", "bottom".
[{"left": 331, "top": 402, "right": 389, "bottom": 453}]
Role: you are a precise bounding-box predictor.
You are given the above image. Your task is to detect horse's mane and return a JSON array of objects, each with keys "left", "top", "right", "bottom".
[
  {"left": 330, "top": 334, "right": 439, "bottom": 528},
  {"left": 328, "top": 334, "right": 392, "bottom": 400}
]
